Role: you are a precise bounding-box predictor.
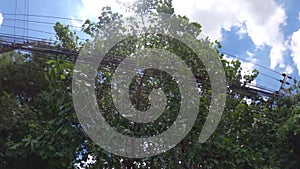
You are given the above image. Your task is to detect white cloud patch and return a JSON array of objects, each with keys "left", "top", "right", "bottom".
[
  {"left": 0, "top": 12, "right": 3, "bottom": 26},
  {"left": 223, "top": 53, "right": 258, "bottom": 104},
  {"left": 73, "top": 0, "right": 295, "bottom": 75},
  {"left": 72, "top": 0, "right": 139, "bottom": 30},
  {"left": 71, "top": 19, "right": 83, "bottom": 31},
  {"left": 172, "top": 0, "right": 287, "bottom": 70},
  {"left": 71, "top": 0, "right": 114, "bottom": 28},
  {"left": 223, "top": 53, "right": 257, "bottom": 84},
  {"left": 290, "top": 28, "right": 300, "bottom": 75},
  {"left": 72, "top": 0, "right": 129, "bottom": 27},
  {"left": 78, "top": 0, "right": 120, "bottom": 19},
  {"left": 285, "top": 65, "right": 294, "bottom": 74},
  {"left": 246, "top": 51, "right": 254, "bottom": 58}
]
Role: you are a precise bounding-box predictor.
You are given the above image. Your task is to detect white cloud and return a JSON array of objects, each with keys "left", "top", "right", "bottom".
[
  {"left": 172, "top": 0, "right": 287, "bottom": 70},
  {"left": 70, "top": 0, "right": 129, "bottom": 33},
  {"left": 223, "top": 53, "right": 259, "bottom": 103},
  {"left": 78, "top": 0, "right": 120, "bottom": 19},
  {"left": 71, "top": 0, "right": 114, "bottom": 28},
  {"left": 73, "top": 0, "right": 293, "bottom": 74},
  {"left": 285, "top": 65, "right": 294, "bottom": 74},
  {"left": 246, "top": 51, "right": 254, "bottom": 58},
  {"left": 72, "top": 0, "right": 129, "bottom": 27},
  {"left": 223, "top": 53, "right": 257, "bottom": 83},
  {"left": 237, "top": 23, "right": 247, "bottom": 39},
  {"left": 71, "top": 18, "right": 83, "bottom": 31},
  {"left": 0, "top": 12, "right": 3, "bottom": 26},
  {"left": 290, "top": 28, "right": 300, "bottom": 75}
]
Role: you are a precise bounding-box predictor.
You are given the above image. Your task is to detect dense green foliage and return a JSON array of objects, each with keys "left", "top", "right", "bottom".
[{"left": 0, "top": 0, "right": 299, "bottom": 168}]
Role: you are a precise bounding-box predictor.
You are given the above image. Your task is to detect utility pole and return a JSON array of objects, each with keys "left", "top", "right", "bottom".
[{"left": 278, "top": 73, "right": 292, "bottom": 96}]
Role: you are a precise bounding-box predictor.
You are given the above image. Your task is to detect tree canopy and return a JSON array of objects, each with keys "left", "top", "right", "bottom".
[{"left": 0, "top": 0, "right": 299, "bottom": 168}]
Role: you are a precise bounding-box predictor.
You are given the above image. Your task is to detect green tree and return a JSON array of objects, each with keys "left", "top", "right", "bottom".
[{"left": 0, "top": 0, "right": 299, "bottom": 168}]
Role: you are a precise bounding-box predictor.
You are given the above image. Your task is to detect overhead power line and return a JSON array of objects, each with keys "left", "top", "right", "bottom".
[
  {"left": 0, "top": 31, "right": 294, "bottom": 98},
  {"left": 0, "top": 33, "right": 55, "bottom": 42},
  {"left": 221, "top": 51, "right": 285, "bottom": 76},
  {"left": 0, "top": 35, "right": 288, "bottom": 80},
  {"left": 0, "top": 38, "right": 78, "bottom": 60},
  {"left": 4, "top": 18, "right": 82, "bottom": 29},
  {"left": 258, "top": 72, "right": 282, "bottom": 82},
  {"left": 0, "top": 25, "right": 87, "bottom": 41},
  {"left": 230, "top": 62, "right": 282, "bottom": 83},
  {"left": 14, "top": 0, "right": 17, "bottom": 41},
  {"left": 2, "top": 12, "right": 85, "bottom": 22},
  {"left": 26, "top": 0, "right": 30, "bottom": 38},
  {"left": 1, "top": 24, "right": 56, "bottom": 35},
  {"left": 245, "top": 82, "right": 278, "bottom": 94},
  {"left": 0, "top": 34, "right": 289, "bottom": 83}
]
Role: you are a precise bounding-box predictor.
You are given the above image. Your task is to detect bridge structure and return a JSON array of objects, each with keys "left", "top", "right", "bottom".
[{"left": 0, "top": 34, "right": 78, "bottom": 59}]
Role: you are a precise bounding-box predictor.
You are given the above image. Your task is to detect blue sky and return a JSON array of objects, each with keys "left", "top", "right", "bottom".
[{"left": 0, "top": 0, "right": 300, "bottom": 92}]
